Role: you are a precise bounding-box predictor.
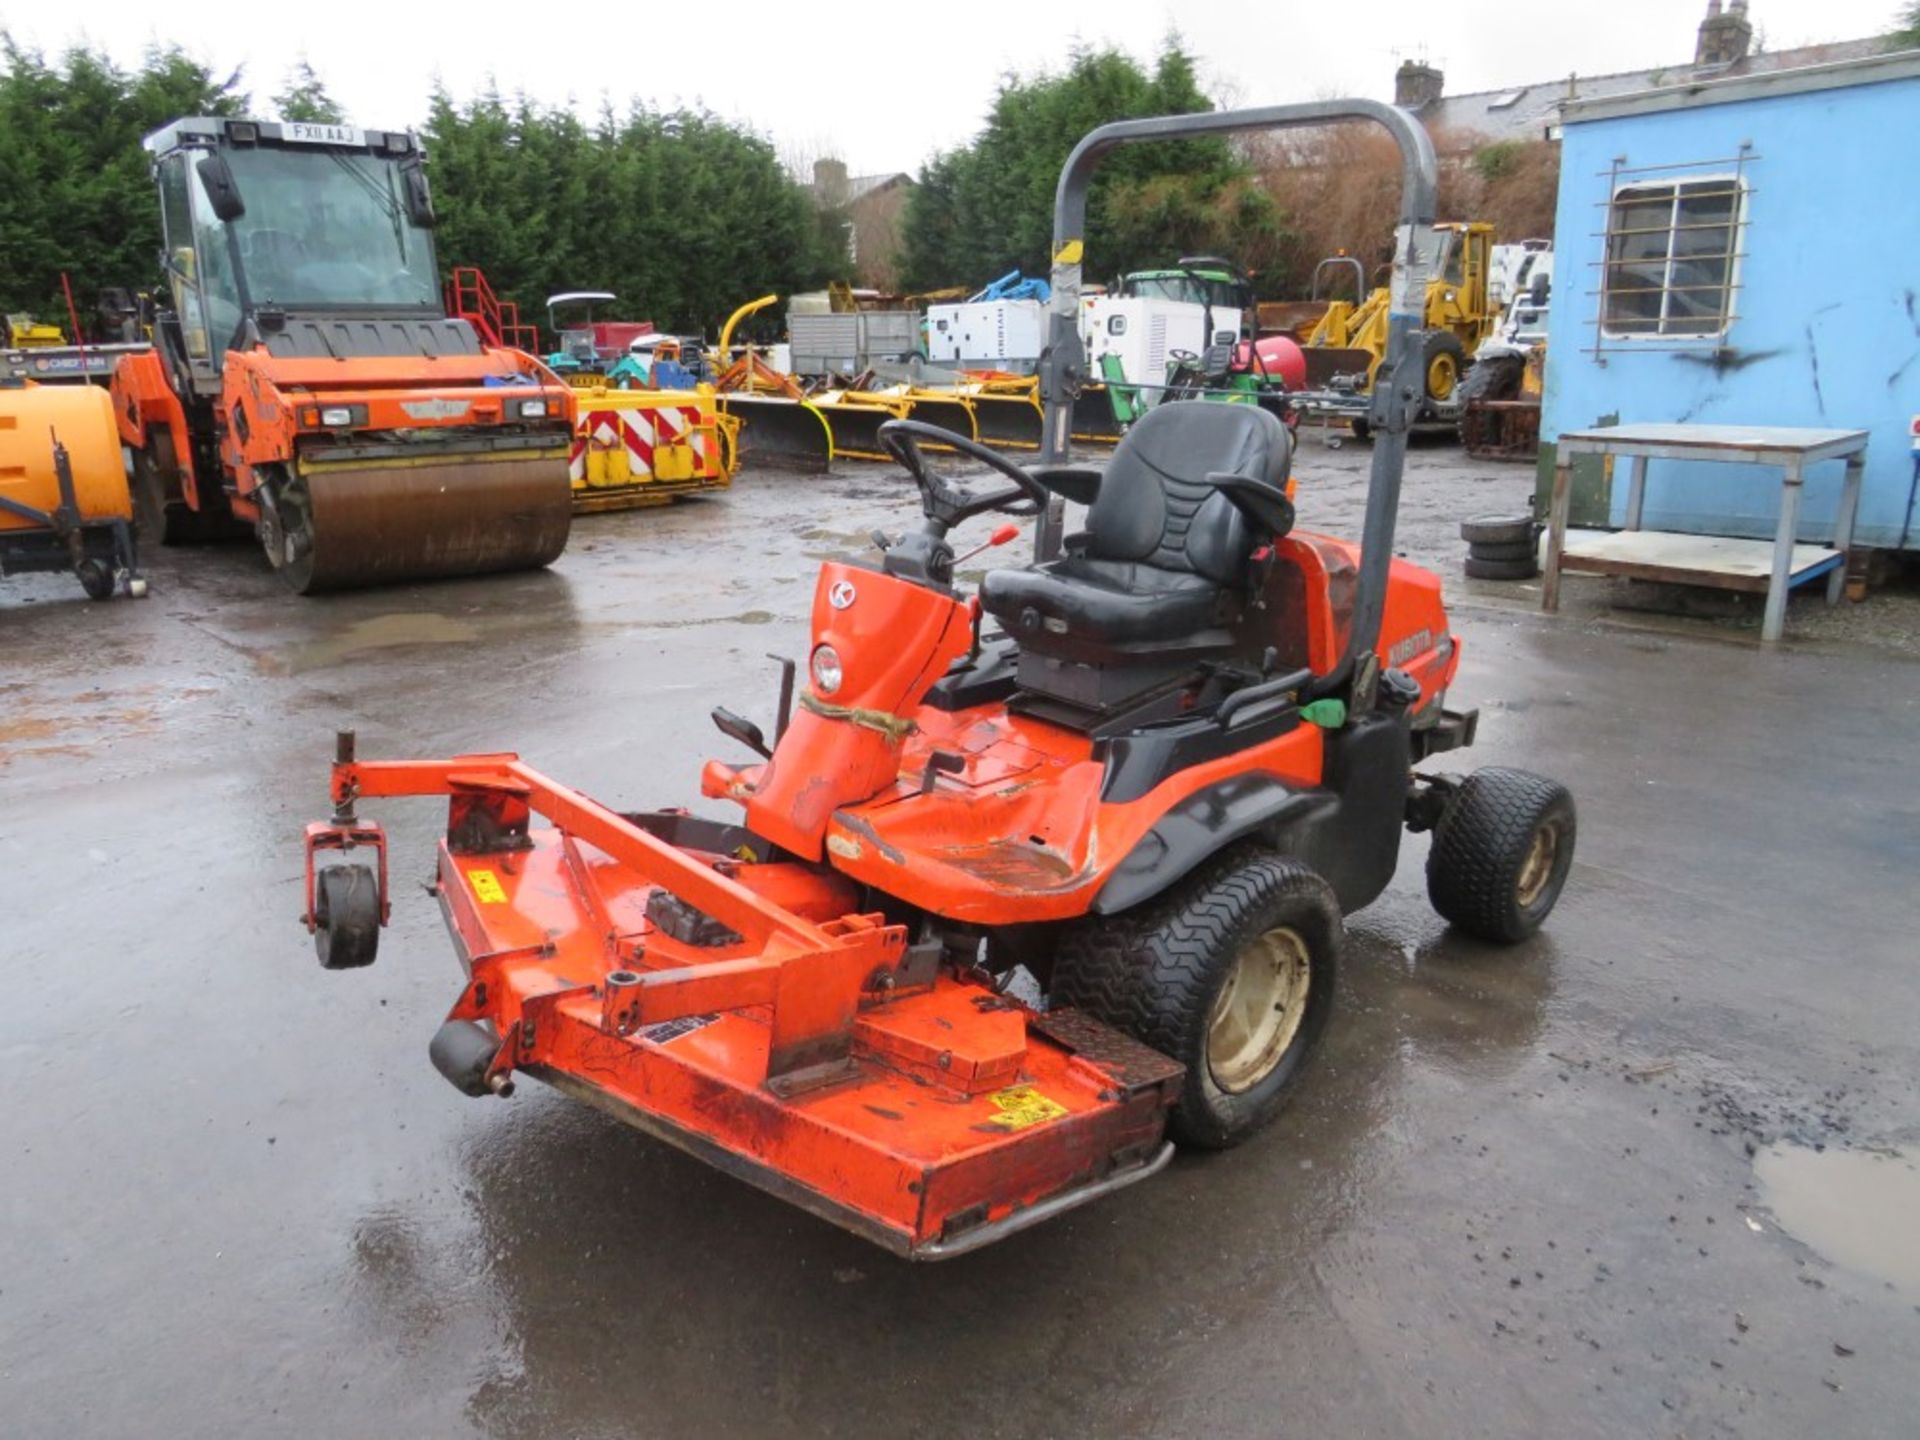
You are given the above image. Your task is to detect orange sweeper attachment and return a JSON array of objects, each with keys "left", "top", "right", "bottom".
[{"left": 301, "top": 101, "right": 1576, "bottom": 1257}]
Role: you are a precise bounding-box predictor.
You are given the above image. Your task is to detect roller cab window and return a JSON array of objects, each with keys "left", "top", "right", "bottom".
[
  {"left": 156, "top": 154, "right": 213, "bottom": 359},
  {"left": 212, "top": 146, "right": 440, "bottom": 313}
]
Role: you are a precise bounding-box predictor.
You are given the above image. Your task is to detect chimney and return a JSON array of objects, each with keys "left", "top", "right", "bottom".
[
  {"left": 1394, "top": 59, "right": 1445, "bottom": 110},
  {"left": 812, "top": 158, "right": 849, "bottom": 206},
  {"left": 1695, "top": 0, "right": 1753, "bottom": 67}
]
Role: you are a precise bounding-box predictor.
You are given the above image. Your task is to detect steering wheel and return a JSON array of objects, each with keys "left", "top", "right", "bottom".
[
  {"left": 878, "top": 419, "right": 1051, "bottom": 534},
  {"left": 1166, "top": 347, "right": 1200, "bottom": 365}
]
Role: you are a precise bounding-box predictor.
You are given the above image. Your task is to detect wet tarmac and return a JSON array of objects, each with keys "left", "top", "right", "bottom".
[{"left": 3, "top": 436, "right": 1918, "bottom": 1438}]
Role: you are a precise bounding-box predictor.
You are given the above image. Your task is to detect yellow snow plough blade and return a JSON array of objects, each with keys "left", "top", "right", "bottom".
[{"left": 717, "top": 395, "right": 836, "bottom": 472}]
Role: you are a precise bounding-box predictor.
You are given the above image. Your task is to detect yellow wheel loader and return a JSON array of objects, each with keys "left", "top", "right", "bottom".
[{"left": 1293, "top": 222, "right": 1499, "bottom": 433}]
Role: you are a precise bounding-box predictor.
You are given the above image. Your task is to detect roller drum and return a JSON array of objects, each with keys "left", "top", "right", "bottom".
[{"left": 283, "top": 452, "right": 571, "bottom": 594}]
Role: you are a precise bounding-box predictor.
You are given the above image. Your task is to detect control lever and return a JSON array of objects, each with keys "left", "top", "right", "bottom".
[
  {"left": 954, "top": 522, "right": 1021, "bottom": 567},
  {"left": 870, "top": 529, "right": 894, "bottom": 552},
  {"left": 919, "top": 748, "right": 967, "bottom": 795},
  {"left": 710, "top": 706, "right": 771, "bottom": 759}
]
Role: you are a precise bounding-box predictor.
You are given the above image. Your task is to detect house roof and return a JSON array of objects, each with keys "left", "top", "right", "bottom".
[
  {"left": 846, "top": 172, "right": 912, "bottom": 204},
  {"left": 1561, "top": 45, "right": 1920, "bottom": 124},
  {"left": 1410, "top": 35, "right": 1891, "bottom": 142}
]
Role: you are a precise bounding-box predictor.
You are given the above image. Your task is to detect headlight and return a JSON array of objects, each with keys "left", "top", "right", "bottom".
[
  {"left": 319, "top": 405, "right": 354, "bottom": 427},
  {"left": 809, "top": 644, "right": 843, "bottom": 696},
  {"left": 518, "top": 398, "right": 550, "bottom": 419}
]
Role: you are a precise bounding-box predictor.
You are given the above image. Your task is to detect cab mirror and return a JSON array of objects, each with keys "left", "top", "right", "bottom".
[
  {"left": 402, "top": 161, "right": 437, "bottom": 228},
  {"left": 196, "top": 154, "right": 245, "bottom": 223}
]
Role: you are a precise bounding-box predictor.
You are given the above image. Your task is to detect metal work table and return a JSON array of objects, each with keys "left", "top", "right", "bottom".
[{"left": 1543, "top": 423, "right": 1868, "bottom": 642}]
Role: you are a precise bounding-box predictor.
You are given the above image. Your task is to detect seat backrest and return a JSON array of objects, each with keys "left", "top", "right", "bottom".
[{"left": 1083, "top": 403, "right": 1293, "bottom": 586}]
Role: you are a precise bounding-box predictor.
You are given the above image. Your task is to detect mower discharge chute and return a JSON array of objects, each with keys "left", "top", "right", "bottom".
[{"left": 304, "top": 100, "right": 1576, "bottom": 1258}]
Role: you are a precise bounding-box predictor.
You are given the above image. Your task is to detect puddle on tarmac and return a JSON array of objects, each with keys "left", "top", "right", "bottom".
[
  {"left": 1754, "top": 1143, "right": 1920, "bottom": 1291},
  {"left": 287, "top": 612, "right": 480, "bottom": 672}
]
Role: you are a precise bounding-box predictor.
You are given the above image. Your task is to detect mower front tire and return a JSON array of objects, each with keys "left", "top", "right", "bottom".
[
  {"left": 1426, "top": 767, "right": 1576, "bottom": 943},
  {"left": 1052, "top": 849, "right": 1342, "bottom": 1149}
]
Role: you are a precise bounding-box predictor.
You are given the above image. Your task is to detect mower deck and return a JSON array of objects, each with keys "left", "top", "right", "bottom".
[
  {"left": 433, "top": 827, "right": 1177, "bottom": 1256},
  {"left": 313, "top": 753, "right": 1182, "bottom": 1257}
]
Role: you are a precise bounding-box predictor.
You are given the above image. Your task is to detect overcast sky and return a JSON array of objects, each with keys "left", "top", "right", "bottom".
[{"left": 5, "top": 1, "right": 1904, "bottom": 175}]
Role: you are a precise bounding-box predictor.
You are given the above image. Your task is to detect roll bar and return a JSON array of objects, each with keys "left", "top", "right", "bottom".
[{"left": 1036, "top": 100, "right": 1439, "bottom": 708}]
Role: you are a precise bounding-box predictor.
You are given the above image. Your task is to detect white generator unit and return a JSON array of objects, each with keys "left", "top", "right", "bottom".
[
  {"left": 1080, "top": 297, "right": 1243, "bottom": 389},
  {"left": 925, "top": 300, "right": 1046, "bottom": 369}
]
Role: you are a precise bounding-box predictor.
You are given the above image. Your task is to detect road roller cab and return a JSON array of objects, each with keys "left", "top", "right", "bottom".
[
  {"left": 112, "top": 117, "right": 577, "bottom": 592},
  {"left": 301, "top": 100, "right": 1579, "bottom": 1259}
]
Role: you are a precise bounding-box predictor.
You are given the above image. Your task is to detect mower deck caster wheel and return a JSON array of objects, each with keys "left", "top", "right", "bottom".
[
  {"left": 430, "top": 1020, "right": 512, "bottom": 1098},
  {"left": 314, "top": 863, "right": 381, "bottom": 969},
  {"left": 1052, "top": 848, "right": 1341, "bottom": 1149},
  {"left": 1426, "top": 767, "right": 1576, "bottom": 943}
]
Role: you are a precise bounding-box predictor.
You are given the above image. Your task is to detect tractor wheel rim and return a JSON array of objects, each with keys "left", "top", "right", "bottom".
[
  {"left": 1208, "top": 926, "right": 1312, "bottom": 1094},
  {"left": 1515, "top": 823, "right": 1559, "bottom": 909},
  {"left": 1428, "top": 354, "right": 1457, "bottom": 399}
]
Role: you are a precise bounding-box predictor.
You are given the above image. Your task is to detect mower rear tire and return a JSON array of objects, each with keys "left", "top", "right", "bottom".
[
  {"left": 1052, "top": 849, "right": 1341, "bottom": 1149},
  {"left": 1464, "top": 554, "right": 1539, "bottom": 581},
  {"left": 1426, "top": 768, "right": 1576, "bottom": 943},
  {"left": 314, "top": 863, "right": 380, "bottom": 969}
]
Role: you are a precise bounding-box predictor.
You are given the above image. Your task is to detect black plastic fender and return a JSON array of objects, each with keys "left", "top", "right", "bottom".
[
  {"left": 1093, "top": 775, "right": 1331, "bottom": 916},
  {"left": 1092, "top": 708, "right": 1416, "bottom": 917}
]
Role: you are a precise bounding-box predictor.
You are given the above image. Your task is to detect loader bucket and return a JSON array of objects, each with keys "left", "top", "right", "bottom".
[
  {"left": 1302, "top": 346, "right": 1376, "bottom": 392},
  {"left": 717, "top": 396, "right": 835, "bottom": 472},
  {"left": 1070, "top": 386, "right": 1126, "bottom": 444}
]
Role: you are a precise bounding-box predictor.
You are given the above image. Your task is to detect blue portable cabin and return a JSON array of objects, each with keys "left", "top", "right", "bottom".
[{"left": 1542, "top": 50, "right": 1920, "bottom": 552}]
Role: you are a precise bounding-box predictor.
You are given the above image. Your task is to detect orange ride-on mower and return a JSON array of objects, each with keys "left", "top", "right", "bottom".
[{"left": 300, "top": 100, "right": 1575, "bottom": 1259}]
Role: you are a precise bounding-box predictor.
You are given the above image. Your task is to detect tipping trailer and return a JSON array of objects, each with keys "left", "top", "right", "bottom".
[{"left": 112, "top": 118, "right": 575, "bottom": 593}]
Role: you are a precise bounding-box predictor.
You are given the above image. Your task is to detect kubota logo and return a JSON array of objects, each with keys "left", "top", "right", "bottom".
[
  {"left": 400, "top": 398, "right": 471, "bottom": 421},
  {"left": 828, "top": 580, "right": 857, "bottom": 610}
]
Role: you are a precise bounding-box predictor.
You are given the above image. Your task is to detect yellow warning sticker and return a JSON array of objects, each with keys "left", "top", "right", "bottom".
[
  {"left": 468, "top": 868, "right": 507, "bottom": 904},
  {"left": 1052, "top": 239, "right": 1083, "bottom": 266},
  {"left": 986, "top": 1085, "right": 1069, "bottom": 1131}
]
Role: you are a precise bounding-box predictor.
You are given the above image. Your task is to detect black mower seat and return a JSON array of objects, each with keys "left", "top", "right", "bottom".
[{"left": 981, "top": 403, "right": 1293, "bottom": 656}]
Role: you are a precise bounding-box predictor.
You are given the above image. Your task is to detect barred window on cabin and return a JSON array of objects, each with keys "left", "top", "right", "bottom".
[{"left": 1601, "top": 179, "right": 1741, "bottom": 338}]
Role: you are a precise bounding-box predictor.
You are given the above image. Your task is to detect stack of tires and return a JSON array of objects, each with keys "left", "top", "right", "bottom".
[{"left": 1460, "top": 513, "right": 1541, "bottom": 581}]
